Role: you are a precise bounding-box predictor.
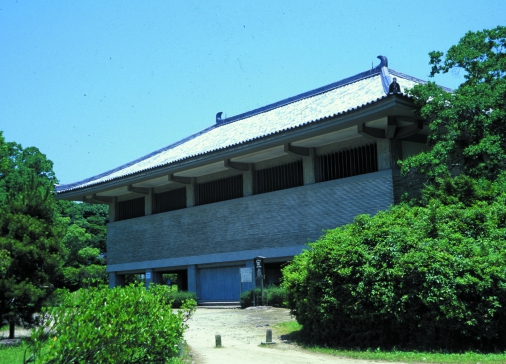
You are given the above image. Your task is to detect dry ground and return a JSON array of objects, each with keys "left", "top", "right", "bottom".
[
  {"left": 1, "top": 307, "right": 403, "bottom": 363},
  {"left": 184, "top": 306, "right": 402, "bottom": 364}
]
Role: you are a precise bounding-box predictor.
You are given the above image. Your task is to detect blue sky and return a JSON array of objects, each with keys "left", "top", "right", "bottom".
[{"left": 1, "top": 1, "right": 504, "bottom": 185}]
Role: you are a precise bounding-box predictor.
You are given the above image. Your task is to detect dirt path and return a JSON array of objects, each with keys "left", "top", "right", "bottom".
[
  {"left": 2, "top": 307, "right": 403, "bottom": 363},
  {"left": 184, "top": 307, "right": 403, "bottom": 364}
]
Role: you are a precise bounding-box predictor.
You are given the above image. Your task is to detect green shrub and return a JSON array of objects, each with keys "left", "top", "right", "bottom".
[
  {"left": 43, "top": 288, "right": 68, "bottom": 309},
  {"left": 166, "top": 290, "right": 198, "bottom": 308},
  {"left": 240, "top": 285, "right": 288, "bottom": 308},
  {"left": 282, "top": 176, "right": 506, "bottom": 351},
  {"left": 26, "top": 284, "right": 196, "bottom": 363},
  {"left": 265, "top": 285, "right": 287, "bottom": 307},
  {"left": 240, "top": 288, "right": 256, "bottom": 308}
]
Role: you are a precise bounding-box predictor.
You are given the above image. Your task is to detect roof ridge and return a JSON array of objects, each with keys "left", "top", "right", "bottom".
[
  {"left": 56, "top": 66, "right": 388, "bottom": 193},
  {"left": 218, "top": 67, "right": 383, "bottom": 126},
  {"left": 61, "top": 58, "right": 450, "bottom": 193},
  {"left": 389, "top": 69, "right": 454, "bottom": 92}
]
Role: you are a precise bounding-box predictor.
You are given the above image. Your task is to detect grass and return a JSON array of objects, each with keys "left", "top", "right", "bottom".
[
  {"left": 5, "top": 322, "right": 506, "bottom": 363},
  {"left": 273, "top": 321, "right": 506, "bottom": 364},
  {"left": 0, "top": 338, "right": 194, "bottom": 364},
  {"left": 0, "top": 340, "right": 30, "bottom": 364}
]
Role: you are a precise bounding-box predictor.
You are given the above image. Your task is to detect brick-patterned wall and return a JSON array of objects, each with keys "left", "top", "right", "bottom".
[
  {"left": 392, "top": 174, "right": 425, "bottom": 204},
  {"left": 107, "top": 170, "right": 394, "bottom": 265}
]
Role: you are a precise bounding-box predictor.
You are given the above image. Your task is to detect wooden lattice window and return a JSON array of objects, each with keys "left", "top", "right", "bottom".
[
  {"left": 154, "top": 188, "right": 187, "bottom": 214},
  {"left": 316, "top": 143, "right": 377, "bottom": 183},
  {"left": 117, "top": 197, "right": 145, "bottom": 221},
  {"left": 254, "top": 160, "right": 303, "bottom": 195},
  {"left": 196, "top": 174, "right": 243, "bottom": 206}
]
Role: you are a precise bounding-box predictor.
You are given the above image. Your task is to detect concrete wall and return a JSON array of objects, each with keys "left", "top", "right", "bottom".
[{"left": 107, "top": 169, "right": 395, "bottom": 268}]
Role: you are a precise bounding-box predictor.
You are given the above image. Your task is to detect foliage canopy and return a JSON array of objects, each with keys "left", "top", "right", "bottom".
[
  {"left": 56, "top": 201, "right": 109, "bottom": 290},
  {"left": 282, "top": 27, "right": 506, "bottom": 351},
  {"left": 27, "top": 284, "right": 196, "bottom": 364},
  {"left": 282, "top": 174, "right": 506, "bottom": 351},
  {"left": 403, "top": 25, "right": 506, "bottom": 180},
  {"left": 0, "top": 131, "right": 65, "bottom": 336}
]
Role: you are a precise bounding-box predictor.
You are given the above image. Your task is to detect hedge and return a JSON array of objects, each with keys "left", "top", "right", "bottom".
[{"left": 282, "top": 176, "right": 506, "bottom": 351}]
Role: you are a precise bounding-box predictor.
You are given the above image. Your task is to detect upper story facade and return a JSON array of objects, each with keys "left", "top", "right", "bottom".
[{"left": 55, "top": 57, "right": 447, "bottom": 280}]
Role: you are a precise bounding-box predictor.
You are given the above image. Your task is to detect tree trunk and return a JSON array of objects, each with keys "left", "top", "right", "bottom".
[{"left": 9, "top": 321, "right": 15, "bottom": 339}]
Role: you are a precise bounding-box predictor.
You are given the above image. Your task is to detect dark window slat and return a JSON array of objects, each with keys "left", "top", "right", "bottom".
[{"left": 316, "top": 143, "right": 378, "bottom": 183}]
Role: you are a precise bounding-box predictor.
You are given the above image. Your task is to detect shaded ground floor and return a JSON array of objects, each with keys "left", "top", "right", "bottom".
[{"left": 107, "top": 246, "right": 302, "bottom": 303}]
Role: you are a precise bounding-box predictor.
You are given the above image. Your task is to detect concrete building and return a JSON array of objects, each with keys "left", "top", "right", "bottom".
[{"left": 55, "top": 56, "right": 444, "bottom": 303}]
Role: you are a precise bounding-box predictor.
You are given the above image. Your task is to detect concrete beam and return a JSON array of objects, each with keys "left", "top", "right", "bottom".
[
  {"left": 168, "top": 174, "right": 193, "bottom": 185},
  {"left": 224, "top": 159, "right": 250, "bottom": 171},
  {"left": 385, "top": 116, "right": 397, "bottom": 139},
  {"left": 358, "top": 123, "right": 385, "bottom": 139},
  {"left": 359, "top": 117, "right": 421, "bottom": 140},
  {"left": 83, "top": 194, "right": 115, "bottom": 204},
  {"left": 127, "top": 185, "right": 150, "bottom": 195},
  {"left": 284, "top": 143, "right": 311, "bottom": 157},
  {"left": 394, "top": 120, "right": 423, "bottom": 139}
]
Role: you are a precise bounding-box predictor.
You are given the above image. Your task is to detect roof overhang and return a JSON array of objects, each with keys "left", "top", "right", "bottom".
[{"left": 56, "top": 95, "right": 421, "bottom": 201}]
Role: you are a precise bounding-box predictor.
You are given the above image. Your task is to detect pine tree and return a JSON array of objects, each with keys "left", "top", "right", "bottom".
[{"left": 0, "top": 131, "right": 65, "bottom": 338}]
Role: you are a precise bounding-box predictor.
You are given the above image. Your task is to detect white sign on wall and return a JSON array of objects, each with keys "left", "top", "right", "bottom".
[{"left": 240, "top": 268, "right": 252, "bottom": 283}]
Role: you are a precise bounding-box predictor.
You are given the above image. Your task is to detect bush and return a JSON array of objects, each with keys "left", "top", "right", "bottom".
[
  {"left": 240, "top": 288, "right": 255, "bottom": 308},
  {"left": 266, "top": 285, "right": 287, "bottom": 307},
  {"left": 282, "top": 176, "right": 506, "bottom": 351},
  {"left": 240, "top": 285, "right": 288, "bottom": 308},
  {"left": 165, "top": 290, "right": 198, "bottom": 308},
  {"left": 26, "top": 284, "right": 196, "bottom": 363}
]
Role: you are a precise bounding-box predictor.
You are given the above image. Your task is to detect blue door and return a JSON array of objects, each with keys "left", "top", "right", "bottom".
[{"left": 199, "top": 266, "right": 240, "bottom": 301}]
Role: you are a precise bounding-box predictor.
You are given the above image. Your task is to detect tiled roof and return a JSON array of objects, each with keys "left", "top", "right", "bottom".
[{"left": 55, "top": 65, "right": 433, "bottom": 194}]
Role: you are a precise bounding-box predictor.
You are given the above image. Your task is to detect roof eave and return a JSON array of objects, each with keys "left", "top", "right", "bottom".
[{"left": 55, "top": 94, "right": 418, "bottom": 201}]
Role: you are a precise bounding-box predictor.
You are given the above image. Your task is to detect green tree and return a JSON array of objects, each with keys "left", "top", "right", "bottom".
[
  {"left": 402, "top": 26, "right": 506, "bottom": 180},
  {"left": 0, "top": 131, "right": 65, "bottom": 338},
  {"left": 282, "top": 27, "right": 506, "bottom": 351},
  {"left": 56, "top": 201, "right": 109, "bottom": 290},
  {"left": 58, "top": 201, "right": 108, "bottom": 253}
]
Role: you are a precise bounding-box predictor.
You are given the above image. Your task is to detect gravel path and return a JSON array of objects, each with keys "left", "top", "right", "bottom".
[{"left": 184, "top": 307, "right": 401, "bottom": 364}]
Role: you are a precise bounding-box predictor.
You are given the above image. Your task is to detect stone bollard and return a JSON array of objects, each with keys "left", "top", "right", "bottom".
[
  {"left": 266, "top": 329, "right": 272, "bottom": 343},
  {"left": 215, "top": 334, "right": 222, "bottom": 348},
  {"left": 261, "top": 328, "right": 276, "bottom": 345}
]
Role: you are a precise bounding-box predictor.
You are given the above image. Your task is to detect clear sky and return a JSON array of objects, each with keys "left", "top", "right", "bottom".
[{"left": 1, "top": 1, "right": 504, "bottom": 185}]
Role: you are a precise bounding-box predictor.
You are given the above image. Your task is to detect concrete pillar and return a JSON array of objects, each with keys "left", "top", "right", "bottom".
[
  {"left": 377, "top": 138, "right": 403, "bottom": 176},
  {"left": 376, "top": 139, "right": 391, "bottom": 171},
  {"left": 302, "top": 148, "right": 315, "bottom": 185},
  {"left": 187, "top": 265, "right": 197, "bottom": 294},
  {"left": 145, "top": 269, "right": 163, "bottom": 289},
  {"left": 186, "top": 178, "right": 196, "bottom": 207},
  {"left": 109, "top": 272, "right": 125, "bottom": 288},
  {"left": 390, "top": 139, "right": 403, "bottom": 173},
  {"left": 145, "top": 188, "right": 153, "bottom": 216},
  {"left": 108, "top": 197, "right": 118, "bottom": 222},
  {"left": 243, "top": 165, "right": 254, "bottom": 197}
]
